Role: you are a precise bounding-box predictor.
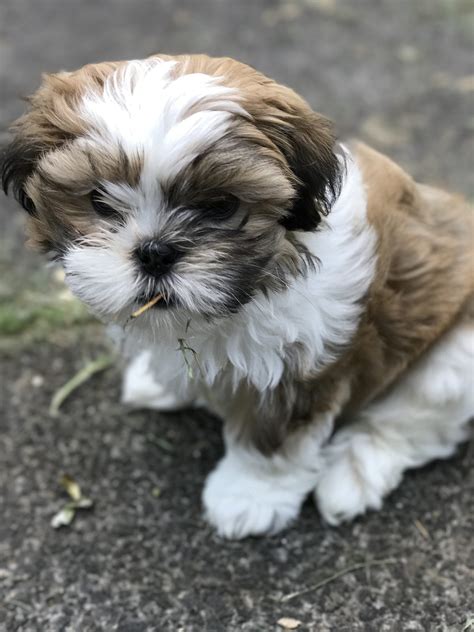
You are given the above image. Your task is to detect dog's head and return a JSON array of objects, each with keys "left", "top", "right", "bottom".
[{"left": 1, "top": 54, "right": 341, "bottom": 325}]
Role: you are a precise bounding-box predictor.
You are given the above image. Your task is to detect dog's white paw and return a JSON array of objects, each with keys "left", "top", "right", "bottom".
[
  {"left": 203, "top": 455, "right": 303, "bottom": 539},
  {"left": 314, "top": 431, "right": 402, "bottom": 525}
]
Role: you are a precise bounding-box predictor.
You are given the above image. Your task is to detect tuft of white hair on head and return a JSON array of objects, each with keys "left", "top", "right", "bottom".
[{"left": 80, "top": 58, "right": 249, "bottom": 190}]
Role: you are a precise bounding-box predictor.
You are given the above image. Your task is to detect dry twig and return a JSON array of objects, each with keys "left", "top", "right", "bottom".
[
  {"left": 281, "top": 558, "right": 397, "bottom": 602},
  {"left": 49, "top": 354, "right": 113, "bottom": 416},
  {"left": 414, "top": 519, "right": 431, "bottom": 540},
  {"left": 130, "top": 293, "right": 163, "bottom": 318}
]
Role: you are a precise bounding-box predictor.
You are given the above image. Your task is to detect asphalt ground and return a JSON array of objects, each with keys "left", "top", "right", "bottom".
[{"left": 1, "top": 1, "right": 473, "bottom": 630}]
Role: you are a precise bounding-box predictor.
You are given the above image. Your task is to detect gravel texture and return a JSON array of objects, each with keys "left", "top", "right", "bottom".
[{"left": 0, "top": 1, "right": 473, "bottom": 630}]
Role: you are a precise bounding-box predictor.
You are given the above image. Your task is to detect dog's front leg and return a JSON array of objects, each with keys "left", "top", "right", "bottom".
[
  {"left": 121, "top": 350, "right": 196, "bottom": 411},
  {"left": 203, "top": 415, "right": 334, "bottom": 539}
]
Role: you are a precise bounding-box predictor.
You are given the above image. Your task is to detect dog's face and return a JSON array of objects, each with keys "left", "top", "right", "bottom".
[{"left": 1, "top": 55, "right": 340, "bottom": 325}]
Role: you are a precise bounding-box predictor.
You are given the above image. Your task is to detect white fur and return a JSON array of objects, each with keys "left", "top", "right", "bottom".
[
  {"left": 122, "top": 350, "right": 193, "bottom": 411},
  {"left": 203, "top": 418, "right": 334, "bottom": 539},
  {"left": 80, "top": 59, "right": 246, "bottom": 186},
  {"left": 315, "top": 323, "right": 474, "bottom": 525},
  {"left": 64, "top": 228, "right": 142, "bottom": 315}
]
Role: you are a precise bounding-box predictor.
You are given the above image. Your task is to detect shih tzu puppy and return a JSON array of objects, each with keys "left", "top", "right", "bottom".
[{"left": 2, "top": 54, "right": 473, "bottom": 539}]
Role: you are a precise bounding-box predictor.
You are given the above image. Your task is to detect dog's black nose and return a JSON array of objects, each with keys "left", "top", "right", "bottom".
[{"left": 135, "top": 239, "right": 180, "bottom": 276}]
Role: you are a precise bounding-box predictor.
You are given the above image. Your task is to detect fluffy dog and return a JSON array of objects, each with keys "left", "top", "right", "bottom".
[{"left": 2, "top": 54, "right": 473, "bottom": 538}]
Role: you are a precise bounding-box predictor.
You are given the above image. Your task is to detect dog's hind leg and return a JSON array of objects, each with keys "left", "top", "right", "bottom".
[{"left": 315, "top": 322, "right": 474, "bottom": 525}]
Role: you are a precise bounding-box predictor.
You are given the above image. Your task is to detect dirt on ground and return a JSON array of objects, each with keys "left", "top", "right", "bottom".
[{"left": 1, "top": 1, "right": 473, "bottom": 630}]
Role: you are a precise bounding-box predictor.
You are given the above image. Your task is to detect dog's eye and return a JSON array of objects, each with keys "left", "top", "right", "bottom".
[
  {"left": 18, "top": 188, "right": 37, "bottom": 216},
  {"left": 202, "top": 194, "right": 239, "bottom": 221},
  {"left": 90, "top": 188, "right": 120, "bottom": 218}
]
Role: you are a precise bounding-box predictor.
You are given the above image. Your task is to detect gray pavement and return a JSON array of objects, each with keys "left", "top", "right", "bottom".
[{"left": 1, "top": 1, "right": 473, "bottom": 630}]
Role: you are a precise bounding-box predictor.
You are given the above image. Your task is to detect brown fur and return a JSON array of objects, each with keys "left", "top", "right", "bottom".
[{"left": 346, "top": 143, "right": 473, "bottom": 407}]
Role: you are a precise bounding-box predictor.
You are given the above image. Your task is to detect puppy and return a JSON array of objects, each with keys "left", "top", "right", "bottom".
[{"left": 2, "top": 54, "right": 473, "bottom": 539}]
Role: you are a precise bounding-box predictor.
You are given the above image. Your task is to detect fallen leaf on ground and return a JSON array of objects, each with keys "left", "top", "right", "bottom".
[
  {"left": 51, "top": 506, "right": 76, "bottom": 528},
  {"left": 51, "top": 475, "right": 94, "bottom": 529},
  {"left": 463, "top": 617, "right": 474, "bottom": 631},
  {"left": 277, "top": 617, "right": 302, "bottom": 630},
  {"left": 61, "top": 474, "right": 82, "bottom": 501}
]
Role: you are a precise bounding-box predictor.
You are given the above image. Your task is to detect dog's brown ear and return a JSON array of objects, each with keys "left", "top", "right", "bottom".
[
  {"left": 178, "top": 56, "right": 342, "bottom": 231},
  {"left": 2, "top": 64, "right": 118, "bottom": 208},
  {"left": 1, "top": 72, "right": 75, "bottom": 208},
  {"left": 1, "top": 136, "right": 42, "bottom": 213},
  {"left": 249, "top": 82, "right": 342, "bottom": 231}
]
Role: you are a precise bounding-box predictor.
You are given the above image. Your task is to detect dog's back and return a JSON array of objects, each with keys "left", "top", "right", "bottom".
[{"left": 341, "top": 142, "right": 474, "bottom": 410}]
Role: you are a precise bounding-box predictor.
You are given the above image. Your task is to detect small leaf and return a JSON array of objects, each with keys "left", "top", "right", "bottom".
[
  {"left": 51, "top": 506, "right": 75, "bottom": 529},
  {"left": 51, "top": 476, "right": 94, "bottom": 530},
  {"left": 463, "top": 617, "right": 474, "bottom": 632},
  {"left": 60, "top": 474, "right": 82, "bottom": 502},
  {"left": 75, "top": 497, "right": 93, "bottom": 509},
  {"left": 277, "top": 618, "right": 303, "bottom": 630}
]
